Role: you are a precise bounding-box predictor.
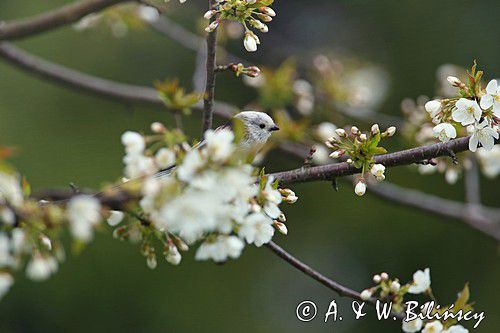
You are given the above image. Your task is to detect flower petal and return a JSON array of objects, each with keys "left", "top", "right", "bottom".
[{"left": 486, "top": 79, "right": 498, "bottom": 95}]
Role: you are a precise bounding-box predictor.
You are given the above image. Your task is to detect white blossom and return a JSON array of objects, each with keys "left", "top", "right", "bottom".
[
  {"left": 166, "top": 244, "right": 182, "bottom": 265},
  {"left": 468, "top": 120, "right": 499, "bottom": 152},
  {"left": 312, "top": 145, "right": 330, "bottom": 165},
  {"left": 238, "top": 212, "right": 274, "bottom": 247},
  {"left": 0, "top": 272, "right": 14, "bottom": 300},
  {"left": 480, "top": 79, "right": 500, "bottom": 116},
  {"left": 67, "top": 195, "right": 102, "bottom": 243},
  {"left": 204, "top": 128, "right": 235, "bottom": 163},
  {"left": 123, "top": 153, "right": 156, "bottom": 179},
  {"left": 425, "top": 100, "right": 442, "bottom": 118},
  {"left": 26, "top": 255, "right": 58, "bottom": 281},
  {"left": 121, "top": 131, "right": 145, "bottom": 154},
  {"left": 195, "top": 236, "right": 244, "bottom": 262},
  {"left": 107, "top": 210, "right": 124, "bottom": 227},
  {"left": 402, "top": 318, "right": 423, "bottom": 333},
  {"left": 477, "top": 146, "right": 500, "bottom": 178},
  {"left": 0, "top": 172, "right": 23, "bottom": 207},
  {"left": 0, "top": 233, "right": 14, "bottom": 267},
  {"left": 408, "top": 268, "right": 431, "bottom": 294},
  {"left": 155, "top": 148, "right": 176, "bottom": 169},
  {"left": 452, "top": 98, "right": 482, "bottom": 126},
  {"left": 177, "top": 149, "right": 204, "bottom": 182},
  {"left": 442, "top": 325, "right": 468, "bottom": 333},
  {"left": 0, "top": 207, "right": 15, "bottom": 226},
  {"left": 433, "top": 123, "right": 457, "bottom": 142},
  {"left": 370, "top": 164, "right": 386, "bottom": 181},
  {"left": 422, "top": 320, "right": 444, "bottom": 333}
]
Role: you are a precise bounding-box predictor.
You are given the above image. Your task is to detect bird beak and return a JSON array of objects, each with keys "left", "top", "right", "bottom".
[{"left": 270, "top": 125, "right": 280, "bottom": 132}]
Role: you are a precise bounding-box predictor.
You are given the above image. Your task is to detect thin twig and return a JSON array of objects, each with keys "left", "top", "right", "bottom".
[
  {"left": 0, "top": 0, "right": 127, "bottom": 41},
  {"left": 266, "top": 241, "right": 404, "bottom": 319},
  {"left": 202, "top": 0, "right": 219, "bottom": 134}
]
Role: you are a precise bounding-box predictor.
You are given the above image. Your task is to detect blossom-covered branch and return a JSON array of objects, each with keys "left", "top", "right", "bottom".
[
  {"left": 272, "top": 136, "right": 498, "bottom": 185},
  {"left": 0, "top": 0, "right": 128, "bottom": 41}
]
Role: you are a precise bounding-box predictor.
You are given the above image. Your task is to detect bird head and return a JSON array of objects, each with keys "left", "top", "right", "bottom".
[{"left": 233, "top": 111, "right": 279, "bottom": 151}]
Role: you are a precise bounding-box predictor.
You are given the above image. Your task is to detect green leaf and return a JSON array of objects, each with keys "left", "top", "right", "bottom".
[
  {"left": 22, "top": 176, "right": 31, "bottom": 197},
  {"left": 455, "top": 283, "right": 470, "bottom": 310}
]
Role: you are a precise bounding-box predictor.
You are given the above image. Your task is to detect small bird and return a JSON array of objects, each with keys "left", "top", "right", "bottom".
[
  {"left": 155, "top": 111, "right": 279, "bottom": 179},
  {"left": 226, "top": 111, "right": 280, "bottom": 151}
]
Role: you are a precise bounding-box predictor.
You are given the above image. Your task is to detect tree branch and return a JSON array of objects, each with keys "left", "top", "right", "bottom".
[
  {"left": 201, "top": 0, "right": 219, "bottom": 134},
  {"left": 0, "top": 42, "right": 236, "bottom": 118},
  {"left": 366, "top": 180, "right": 500, "bottom": 242},
  {"left": 0, "top": 0, "right": 128, "bottom": 41},
  {"left": 271, "top": 136, "right": 499, "bottom": 185},
  {"left": 266, "top": 241, "right": 404, "bottom": 319}
]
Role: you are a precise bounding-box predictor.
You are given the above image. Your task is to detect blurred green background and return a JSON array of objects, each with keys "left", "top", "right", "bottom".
[{"left": 0, "top": 1, "right": 499, "bottom": 332}]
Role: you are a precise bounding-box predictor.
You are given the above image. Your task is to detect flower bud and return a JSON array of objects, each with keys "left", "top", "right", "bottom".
[
  {"left": 166, "top": 244, "right": 182, "bottom": 265},
  {"left": 204, "top": 10, "right": 216, "bottom": 19},
  {"left": 385, "top": 126, "right": 396, "bottom": 137},
  {"left": 373, "top": 274, "right": 381, "bottom": 283},
  {"left": 359, "top": 133, "right": 367, "bottom": 141},
  {"left": 380, "top": 272, "right": 389, "bottom": 280},
  {"left": 244, "top": 33, "right": 258, "bottom": 52},
  {"left": 447, "top": 76, "right": 462, "bottom": 87},
  {"left": 257, "top": 13, "right": 273, "bottom": 22},
  {"left": 146, "top": 255, "right": 157, "bottom": 269},
  {"left": 335, "top": 128, "right": 347, "bottom": 137},
  {"left": 274, "top": 221, "right": 288, "bottom": 235},
  {"left": 355, "top": 179, "right": 366, "bottom": 196},
  {"left": 360, "top": 289, "right": 372, "bottom": 300},
  {"left": 244, "top": 66, "right": 261, "bottom": 77},
  {"left": 351, "top": 126, "right": 360, "bottom": 135},
  {"left": 371, "top": 124, "right": 380, "bottom": 135},
  {"left": 39, "top": 234, "right": 52, "bottom": 251},
  {"left": 278, "top": 213, "right": 286, "bottom": 222},
  {"left": 151, "top": 122, "right": 166, "bottom": 133},
  {"left": 424, "top": 100, "right": 442, "bottom": 118},
  {"left": 390, "top": 280, "right": 401, "bottom": 292},
  {"left": 370, "top": 164, "right": 386, "bottom": 182},
  {"left": 205, "top": 20, "right": 219, "bottom": 32},
  {"left": 260, "top": 7, "right": 276, "bottom": 17},
  {"left": 329, "top": 149, "right": 345, "bottom": 159}
]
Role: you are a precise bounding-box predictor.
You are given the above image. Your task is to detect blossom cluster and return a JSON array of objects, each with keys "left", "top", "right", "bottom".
[
  {"left": 0, "top": 123, "right": 297, "bottom": 301},
  {"left": 322, "top": 124, "right": 396, "bottom": 196},
  {"left": 203, "top": 0, "right": 276, "bottom": 52},
  {"left": 118, "top": 123, "right": 295, "bottom": 264},
  {"left": 425, "top": 76, "right": 499, "bottom": 153},
  {"left": 401, "top": 64, "right": 500, "bottom": 182},
  {"left": 360, "top": 269, "right": 475, "bottom": 333}
]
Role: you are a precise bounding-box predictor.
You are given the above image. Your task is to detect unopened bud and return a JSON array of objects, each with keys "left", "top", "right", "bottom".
[
  {"left": 278, "top": 213, "right": 286, "bottom": 222},
  {"left": 329, "top": 149, "right": 345, "bottom": 159},
  {"left": 447, "top": 76, "right": 463, "bottom": 87},
  {"left": 204, "top": 10, "right": 216, "bottom": 19},
  {"left": 205, "top": 20, "right": 219, "bottom": 32},
  {"left": 373, "top": 274, "right": 381, "bottom": 284},
  {"left": 274, "top": 221, "right": 288, "bottom": 235},
  {"left": 385, "top": 126, "right": 396, "bottom": 137},
  {"left": 257, "top": 13, "right": 273, "bottom": 22},
  {"left": 390, "top": 281, "right": 401, "bottom": 292},
  {"left": 380, "top": 272, "right": 389, "bottom": 280},
  {"left": 371, "top": 124, "right": 380, "bottom": 135},
  {"left": 260, "top": 7, "right": 276, "bottom": 17},
  {"left": 360, "top": 289, "right": 372, "bottom": 300},
  {"left": 146, "top": 255, "right": 157, "bottom": 269},
  {"left": 335, "top": 128, "right": 347, "bottom": 137},
  {"left": 354, "top": 179, "right": 366, "bottom": 196},
  {"left": 151, "top": 122, "right": 166, "bottom": 133},
  {"left": 359, "top": 133, "right": 367, "bottom": 141},
  {"left": 351, "top": 126, "right": 360, "bottom": 135},
  {"left": 39, "top": 234, "right": 52, "bottom": 251}
]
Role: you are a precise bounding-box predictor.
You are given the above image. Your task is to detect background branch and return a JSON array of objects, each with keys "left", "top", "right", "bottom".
[{"left": 0, "top": 0, "right": 127, "bottom": 41}]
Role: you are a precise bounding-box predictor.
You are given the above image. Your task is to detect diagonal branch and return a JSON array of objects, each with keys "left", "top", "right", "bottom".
[
  {"left": 0, "top": 0, "right": 128, "bottom": 41},
  {"left": 0, "top": 42, "right": 236, "bottom": 118},
  {"left": 271, "top": 136, "right": 499, "bottom": 185},
  {"left": 266, "top": 241, "right": 404, "bottom": 319}
]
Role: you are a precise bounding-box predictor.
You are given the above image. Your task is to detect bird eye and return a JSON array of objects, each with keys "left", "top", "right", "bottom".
[{"left": 259, "top": 123, "right": 266, "bottom": 129}]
